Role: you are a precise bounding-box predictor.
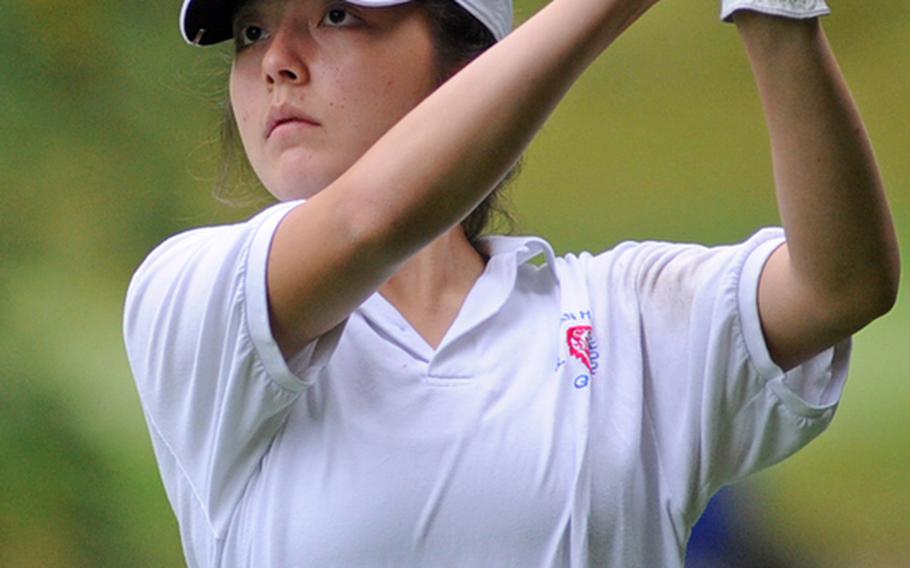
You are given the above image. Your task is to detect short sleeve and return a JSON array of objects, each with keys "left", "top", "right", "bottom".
[
  {"left": 123, "top": 200, "right": 344, "bottom": 539},
  {"left": 601, "top": 229, "right": 850, "bottom": 519}
]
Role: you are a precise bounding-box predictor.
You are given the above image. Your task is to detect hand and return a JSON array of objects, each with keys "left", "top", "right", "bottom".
[{"left": 720, "top": 0, "right": 830, "bottom": 23}]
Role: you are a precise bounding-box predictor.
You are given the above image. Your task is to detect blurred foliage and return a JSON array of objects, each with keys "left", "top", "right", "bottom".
[
  {"left": 1, "top": 0, "right": 907, "bottom": 566},
  {"left": 1, "top": 379, "right": 142, "bottom": 567}
]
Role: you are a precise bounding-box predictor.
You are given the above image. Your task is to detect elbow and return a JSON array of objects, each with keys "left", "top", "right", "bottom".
[
  {"left": 864, "top": 282, "right": 898, "bottom": 325},
  {"left": 873, "top": 260, "right": 901, "bottom": 319},
  {"left": 853, "top": 232, "right": 902, "bottom": 326},
  {"left": 872, "top": 218, "right": 903, "bottom": 319},
  {"left": 873, "top": 240, "right": 902, "bottom": 319},
  {"left": 809, "top": 256, "right": 901, "bottom": 339},
  {"left": 842, "top": 257, "right": 901, "bottom": 330}
]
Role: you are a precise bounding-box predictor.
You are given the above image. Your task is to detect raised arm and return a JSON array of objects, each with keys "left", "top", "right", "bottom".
[
  {"left": 733, "top": 12, "right": 900, "bottom": 370},
  {"left": 267, "top": 0, "right": 660, "bottom": 356}
]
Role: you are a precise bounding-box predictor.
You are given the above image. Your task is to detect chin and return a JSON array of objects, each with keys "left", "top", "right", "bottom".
[
  {"left": 268, "top": 182, "right": 325, "bottom": 202},
  {"left": 262, "top": 166, "right": 340, "bottom": 202}
]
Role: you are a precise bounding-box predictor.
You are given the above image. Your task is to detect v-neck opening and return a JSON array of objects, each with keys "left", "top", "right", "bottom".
[
  {"left": 361, "top": 252, "right": 515, "bottom": 365},
  {"left": 356, "top": 236, "right": 557, "bottom": 379},
  {"left": 367, "top": 292, "right": 439, "bottom": 358}
]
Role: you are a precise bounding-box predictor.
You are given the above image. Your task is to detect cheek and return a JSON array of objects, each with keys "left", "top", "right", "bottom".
[
  {"left": 377, "top": 49, "right": 437, "bottom": 119},
  {"left": 336, "top": 61, "right": 435, "bottom": 139},
  {"left": 229, "top": 71, "right": 260, "bottom": 148}
]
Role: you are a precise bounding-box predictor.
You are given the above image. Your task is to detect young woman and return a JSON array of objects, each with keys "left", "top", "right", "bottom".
[{"left": 124, "top": 0, "right": 899, "bottom": 565}]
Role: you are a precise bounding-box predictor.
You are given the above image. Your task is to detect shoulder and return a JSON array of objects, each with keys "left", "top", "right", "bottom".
[
  {"left": 552, "top": 228, "right": 786, "bottom": 284},
  {"left": 124, "top": 201, "right": 303, "bottom": 342},
  {"left": 128, "top": 201, "right": 301, "bottom": 289}
]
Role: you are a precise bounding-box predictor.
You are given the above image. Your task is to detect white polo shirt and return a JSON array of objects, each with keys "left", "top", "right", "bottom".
[{"left": 124, "top": 200, "right": 849, "bottom": 567}]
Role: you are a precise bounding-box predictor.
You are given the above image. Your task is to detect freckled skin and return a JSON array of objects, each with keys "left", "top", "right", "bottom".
[{"left": 229, "top": 0, "right": 439, "bottom": 201}]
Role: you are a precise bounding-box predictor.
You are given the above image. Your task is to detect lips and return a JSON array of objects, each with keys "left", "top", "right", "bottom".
[{"left": 265, "top": 105, "right": 320, "bottom": 139}]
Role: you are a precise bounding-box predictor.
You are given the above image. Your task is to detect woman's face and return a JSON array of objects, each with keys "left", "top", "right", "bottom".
[{"left": 229, "top": 0, "right": 439, "bottom": 200}]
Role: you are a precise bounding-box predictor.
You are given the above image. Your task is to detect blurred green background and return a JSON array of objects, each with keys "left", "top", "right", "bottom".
[{"left": 1, "top": 1, "right": 907, "bottom": 566}]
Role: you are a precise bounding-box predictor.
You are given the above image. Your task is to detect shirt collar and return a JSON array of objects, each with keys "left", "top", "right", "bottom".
[
  {"left": 270, "top": 201, "right": 559, "bottom": 279},
  {"left": 477, "top": 235, "right": 558, "bottom": 280}
]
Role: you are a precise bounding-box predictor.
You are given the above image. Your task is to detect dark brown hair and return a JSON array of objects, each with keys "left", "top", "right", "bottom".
[{"left": 216, "top": 0, "right": 521, "bottom": 245}]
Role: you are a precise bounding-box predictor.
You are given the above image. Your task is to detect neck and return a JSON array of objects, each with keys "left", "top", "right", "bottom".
[
  {"left": 378, "top": 227, "right": 487, "bottom": 350},
  {"left": 379, "top": 227, "right": 485, "bottom": 313}
]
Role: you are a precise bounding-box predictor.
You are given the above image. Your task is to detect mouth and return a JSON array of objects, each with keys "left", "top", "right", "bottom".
[{"left": 266, "top": 107, "right": 321, "bottom": 139}]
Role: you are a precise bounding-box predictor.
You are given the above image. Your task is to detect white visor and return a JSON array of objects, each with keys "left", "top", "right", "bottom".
[{"left": 179, "top": 0, "right": 512, "bottom": 46}]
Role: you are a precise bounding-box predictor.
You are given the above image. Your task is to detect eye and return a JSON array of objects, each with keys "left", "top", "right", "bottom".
[
  {"left": 322, "top": 6, "right": 360, "bottom": 27},
  {"left": 237, "top": 24, "right": 270, "bottom": 48}
]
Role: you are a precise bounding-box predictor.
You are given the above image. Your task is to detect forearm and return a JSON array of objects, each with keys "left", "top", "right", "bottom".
[
  {"left": 736, "top": 13, "right": 899, "bottom": 306},
  {"left": 340, "top": 0, "right": 653, "bottom": 254},
  {"left": 268, "top": 0, "right": 657, "bottom": 353}
]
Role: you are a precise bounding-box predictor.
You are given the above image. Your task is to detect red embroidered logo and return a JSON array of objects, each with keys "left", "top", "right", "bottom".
[{"left": 566, "top": 325, "right": 594, "bottom": 372}]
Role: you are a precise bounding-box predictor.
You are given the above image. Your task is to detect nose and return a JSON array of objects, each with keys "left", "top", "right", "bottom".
[{"left": 261, "top": 25, "right": 310, "bottom": 88}]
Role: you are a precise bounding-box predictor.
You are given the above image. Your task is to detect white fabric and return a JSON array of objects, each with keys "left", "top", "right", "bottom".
[
  {"left": 348, "top": 0, "right": 513, "bottom": 41},
  {"left": 721, "top": 0, "right": 831, "bottom": 23},
  {"left": 180, "top": 0, "right": 513, "bottom": 46},
  {"left": 124, "top": 200, "right": 850, "bottom": 567}
]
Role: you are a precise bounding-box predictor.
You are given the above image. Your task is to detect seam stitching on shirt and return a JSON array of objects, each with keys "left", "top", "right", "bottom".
[{"left": 141, "top": 404, "right": 222, "bottom": 540}]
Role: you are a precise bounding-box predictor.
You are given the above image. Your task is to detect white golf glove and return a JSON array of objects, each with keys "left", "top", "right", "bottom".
[{"left": 721, "top": 0, "right": 831, "bottom": 23}]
